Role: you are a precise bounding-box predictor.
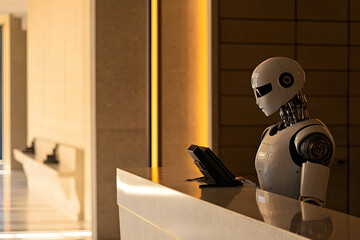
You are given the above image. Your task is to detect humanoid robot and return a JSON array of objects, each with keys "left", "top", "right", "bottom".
[{"left": 251, "top": 57, "right": 335, "bottom": 207}]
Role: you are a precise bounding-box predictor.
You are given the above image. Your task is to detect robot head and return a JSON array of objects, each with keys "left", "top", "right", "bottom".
[{"left": 251, "top": 57, "right": 305, "bottom": 116}]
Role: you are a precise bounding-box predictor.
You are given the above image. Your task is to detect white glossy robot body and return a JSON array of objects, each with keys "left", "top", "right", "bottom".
[
  {"left": 256, "top": 119, "right": 335, "bottom": 202},
  {"left": 251, "top": 57, "right": 335, "bottom": 206}
]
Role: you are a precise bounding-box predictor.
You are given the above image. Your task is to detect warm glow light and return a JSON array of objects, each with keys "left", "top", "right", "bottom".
[
  {"left": 151, "top": 0, "right": 159, "bottom": 169},
  {"left": 151, "top": 165, "right": 159, "bottom": 183},
  {"left": 0, "top": 231, "right": 92, "bottom": 239},
  {"left": 196, "top": 0, "right": 210, "bottom": 147},
  {"left": 150, "top": 1, "right": 211, "bottom": 172}
]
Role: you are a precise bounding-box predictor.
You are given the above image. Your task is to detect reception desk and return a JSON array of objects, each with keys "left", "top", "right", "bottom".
[{"left": 117, "top": 167, "right": 360, "bottom": 239}]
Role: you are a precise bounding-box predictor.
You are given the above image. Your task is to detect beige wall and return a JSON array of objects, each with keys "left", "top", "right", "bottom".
[
  {"left": 27, "top": 0, "right": 92, "bottom": 221},
  {"left": 95, "top": 1, "right": 212, "bottom": 238},
  {"left": 215, "top": 0, "right": 360, "bottom": 217},
  {"left": 161, "top": 0, "right": 210, "bottom": 170},
  {"left": 95, "top": 0, "right": 147, "bottom": 239}
]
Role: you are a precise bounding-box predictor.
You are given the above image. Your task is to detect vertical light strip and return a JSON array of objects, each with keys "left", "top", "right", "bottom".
[
  {"left": 197, "top": 0, "right": 209, "bottom": 147},
  {"left": 207, "top": 0, "right": 212, "bottom": 148},
  {"left": 151, "top": 166, "right": 159, "bottom": 183},
  {"left": 151, "top": 0, "right": 159, "bottom": 176}
]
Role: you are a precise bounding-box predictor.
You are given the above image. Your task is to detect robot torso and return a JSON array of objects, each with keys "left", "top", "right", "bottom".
[{"left": 255, "top": 119, "right": 334, "bottom": 199}]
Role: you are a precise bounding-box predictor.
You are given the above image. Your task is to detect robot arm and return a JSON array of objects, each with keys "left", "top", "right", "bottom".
[
  {"left": 299, "top": 162, "right": 330, "bottom": 206},
  {"left": 294, "top": 125, "right": 335, "bottom": 206}
]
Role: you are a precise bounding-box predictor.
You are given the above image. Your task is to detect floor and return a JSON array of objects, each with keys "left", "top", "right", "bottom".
[{"left": 0, "top": 162, "right": 92, "bottom": 240}]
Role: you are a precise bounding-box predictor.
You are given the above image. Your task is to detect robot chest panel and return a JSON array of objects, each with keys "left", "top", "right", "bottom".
[
  {"left": 256, "top": 130, "right": 296, "bottom": 172},
  {"left": 255, "top": 125, "right": 302, "bottom": 198}
]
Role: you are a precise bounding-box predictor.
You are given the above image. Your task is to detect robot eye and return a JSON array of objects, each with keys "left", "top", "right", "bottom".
[
  {"left": 279, "top": 72, "right": 294, "bottom": 88},
  {"left": 255, "top": 83, "right": 272, "bottom": 98}
]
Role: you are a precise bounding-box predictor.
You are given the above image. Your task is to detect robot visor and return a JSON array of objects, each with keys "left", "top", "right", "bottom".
[{"left": 255, "top": 83, "right": 272, "bottom": 98}]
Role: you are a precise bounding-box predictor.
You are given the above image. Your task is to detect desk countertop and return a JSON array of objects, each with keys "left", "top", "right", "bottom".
[{"left": 117, "top": 167, "right": 360, "bottom": 240}]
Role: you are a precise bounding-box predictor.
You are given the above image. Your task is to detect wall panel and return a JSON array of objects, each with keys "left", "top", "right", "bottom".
[
  {"left": 215, "top": 0, "right": 360, "bottom": 216},
  {"left": 27, "top": 0, "right": 92, "bottom": 221},
  {"left": 220, "top": 71, "right": 252, "bottom": 96},
  {"left": 297, "top": 22, "right": 347, "bottom": 45},
  {"left": 161, "top": 0, "right": 210, "bottom": 169},
  {"left": 297, "top": 0, "right": 347, "bottom": 20},
  {"left": 220, "top": 44, "right": 294, "bottom": 69},
  {"left": 95, "top": 0, "right": 147, "bottom": 239},
  {"left": 221, "top": 20, "right": 295, "bottom": 44},
  {"left": 220, "top": 0, "right": 294, "bottom": 19}
]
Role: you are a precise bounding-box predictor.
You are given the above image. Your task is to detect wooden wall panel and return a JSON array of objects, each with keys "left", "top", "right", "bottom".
[
  {"left": 349, "top": 147, "right": 360, "bottom": 216},
  {"left": 297, "top": 22, "right": 347, "bottom": 44},
  {"left": 220, "top": 126, "right": 266, "bottom": 147},
  {"left": 221, "top": 20, "right": 294, "bottom": 44},
  {"left": 220, "top": 0, "right": 294, "bottom": 19},
  {"left": 350, "top": 23, "right": 360, "bottom": 44},
  {"left": 350, "top": 98, "right": 360, "bottom": 125},
  {"left": 215, "top": 0, "right": 360, "bottom": 217},
  {"left": 348, "top": 0, "right": 360, "bottom": 215},
  {"left": 350, "top": 46, "right": 360, "bottom": 70},
  {"left": 220, "top": 44, "right": 294, "bottom": 69},
  {"left": 327, "top": 126, "right": 348, "bottom": 147},
  {"left": 349, "top": 126, "right": 360, "bottom": 145},
  {"left": 297, "top": 46, "right": 347, "bottom": 70},
  {"left": 220, "top": 147, "right": 258, "bottom": 176},
  {"left": 297, "top": 0, "right": 347, "bottom": 20},
  {"left": 350, "top": 72, "right": 360, "bottom": 96},
  {"left": 307, "top": 97, "right": 347, "bottom": 125},
  {"left": 220, "top": 96, "right": 278, "bottom": 125},
  {"left": 350, "top": 1, "right": 360, "bottom": 20},
  {"left": 327, "top": 147, "right": 348, "bottom": 213},
  {"left": 220, "top": 71, "right": 252, "bottom": 96},
  {"left": 303, "top": 71, "right": 347, "bottom": 96}
]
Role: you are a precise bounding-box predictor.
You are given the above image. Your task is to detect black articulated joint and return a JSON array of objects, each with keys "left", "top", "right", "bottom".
[
  {"left": 299, "top": 133, "right": 333, "bottom": 166},
  {"left": 279, "top": 72, "right": 294, "bottom": 88},
  {"left": 289, "top": 124, "right": 319, "bottom": 167}
]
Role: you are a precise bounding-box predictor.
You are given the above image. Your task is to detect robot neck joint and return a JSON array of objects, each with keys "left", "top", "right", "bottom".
[{"left": 280, "top": 91, "right": 309, "bottom": 127}]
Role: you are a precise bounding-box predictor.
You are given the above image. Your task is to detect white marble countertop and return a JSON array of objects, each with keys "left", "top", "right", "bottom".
[{"left": 117, "top": 167, "right": 360, "bottom": 240}]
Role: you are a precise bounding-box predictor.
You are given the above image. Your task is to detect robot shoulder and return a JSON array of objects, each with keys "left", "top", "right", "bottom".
[
  {"left": 294, "top": 123, "right": 335, "bottom": 166},
  {"left": 260, "top": 122, "right": 281, "bottom": 142},
  {"left": 260, "top": 126, "right": 271, "bottom": 142}
]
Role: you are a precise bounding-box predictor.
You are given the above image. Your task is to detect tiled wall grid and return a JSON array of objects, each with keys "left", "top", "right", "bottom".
[{"left": 216, "top": 0, "right": 360, "bottom": 216}]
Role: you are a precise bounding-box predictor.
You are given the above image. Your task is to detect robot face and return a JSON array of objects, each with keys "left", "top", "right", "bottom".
[
  {"left": 253, "top": 82, "right": 287, "bottom": 116},
  {"left": 255, "top": 83, "right": 272, "bottom": 98},
  {"left": 251, "top": 57, "right": 305, "bottom": 116},
  {"left": 253, "top": 83, "right": 278, "bottom": 116}
]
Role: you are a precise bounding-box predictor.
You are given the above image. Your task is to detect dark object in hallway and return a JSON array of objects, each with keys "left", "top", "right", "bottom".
[
  {"left": 44, "top": 144, "right": 59, "bottom": 164},
  {"left": 187, "top": 144, "right": 242, "bottom": 188},
  {"left": 23, "top": 139, "right": 35, "bottom": 155}
]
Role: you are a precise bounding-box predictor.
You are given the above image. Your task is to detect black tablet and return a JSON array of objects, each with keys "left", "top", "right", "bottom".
[{"left": 187, "top": 144, "right": 241, "bottom": 188}]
